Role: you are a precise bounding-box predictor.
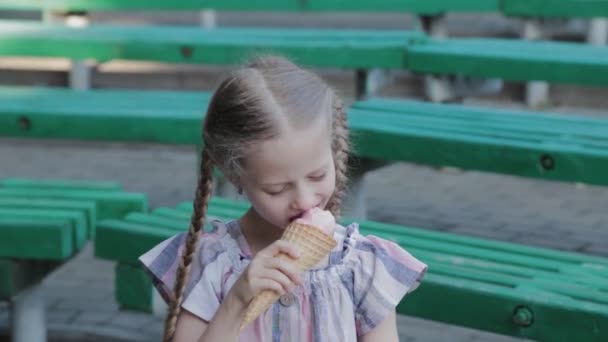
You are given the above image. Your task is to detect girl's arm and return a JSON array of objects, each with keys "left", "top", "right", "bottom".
[
  {"left": 172, "top": 240, "right": 302, "bottom": 342},
  {"left": 171, "top": 292, "right": 245, "bottom": 342},
  {"left": 359, "top": 311, "right": 399, "bottom": 342}
]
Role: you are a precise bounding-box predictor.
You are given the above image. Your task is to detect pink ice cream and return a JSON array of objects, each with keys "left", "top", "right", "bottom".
[{"left": 295, "top": 207, "right": 336, "bottom": 235}]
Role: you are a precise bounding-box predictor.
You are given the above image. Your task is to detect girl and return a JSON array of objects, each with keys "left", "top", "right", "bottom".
[{"left": 139, "top": 56, "right": 427, "bottom": 342}]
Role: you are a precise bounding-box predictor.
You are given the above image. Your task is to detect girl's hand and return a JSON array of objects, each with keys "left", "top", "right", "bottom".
[{"left": 227, "top": 240, "right": 303, "bottom": 307}]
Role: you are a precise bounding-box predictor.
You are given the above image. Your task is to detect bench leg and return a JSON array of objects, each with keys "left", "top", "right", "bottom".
[
  {"left": 44, "top": 11, "right": 94, "bottom": 90},
  {"left": 588, "top": 18, "right": 608, "bottom": 46},
  {"left": 424, "top": 75, "right": 455, "bottom": 102},
  {"left": 10, "top": 285, "right": 46, "bottom": 342},
  {"left": 356, "top": 69, "right": 392, "bottom": 99},
  {"left": 419, "top": 15, "right": 454, "bottom": 103},
  {"left": 523, "top": 19, "right": 550, "bottom": 108},
  {"left": 200, "top": 10, "right": 217, "bottom": 29}
]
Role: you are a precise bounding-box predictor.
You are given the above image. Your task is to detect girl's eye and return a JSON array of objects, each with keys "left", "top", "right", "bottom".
[
  {"left": 265, "top": 188, "right": 285, "bottom": 196},
  {"left": 310, "top": 173, "right": 326, "bottom": 181}
]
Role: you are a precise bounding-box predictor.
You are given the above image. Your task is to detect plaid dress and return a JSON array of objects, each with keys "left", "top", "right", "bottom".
[{"left": 139, "top": 220, "right": 427, "bottom": 341}]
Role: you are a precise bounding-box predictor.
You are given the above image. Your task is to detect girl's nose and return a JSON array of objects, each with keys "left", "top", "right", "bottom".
[{"left": 291, "top": 187, "right": 316, "bottom": 212}]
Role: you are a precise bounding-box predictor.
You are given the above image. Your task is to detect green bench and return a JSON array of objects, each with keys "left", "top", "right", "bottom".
[
  {"left": 94, "top": 197, "right": 608, "bottom": 342},
  {"left": 2, "top": 85, "right": 608, "bottom": 205},
  {"left": 2, "top": 19, "right": 608, "bottom": 102},
  {"left": 0, "top": 20, "right": 421, "bottom": 98},
  {"left": 498, "top": 0, "right": 608, "bottom": 107},
  {"left": 0, "top": 178, "right": 148, "bottom": 342}
]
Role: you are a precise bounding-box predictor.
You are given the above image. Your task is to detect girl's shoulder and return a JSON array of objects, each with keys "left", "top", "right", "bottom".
[
  {"left": 331, "top": 222, "right": 427, "bottom": 290},
  {"left": 137, "top": 219, "right": 246, "bottom": 302},
  {"left": 139, "top": 219, "right": 243, "bottom": 269}
]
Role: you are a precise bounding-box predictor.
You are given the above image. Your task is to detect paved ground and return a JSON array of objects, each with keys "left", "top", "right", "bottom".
[
  {"left": 1, "top": 9, "right": 608, "bottom": 342},
  {"left": 1, "top": 135, "right": 607, "bottom": 342}
]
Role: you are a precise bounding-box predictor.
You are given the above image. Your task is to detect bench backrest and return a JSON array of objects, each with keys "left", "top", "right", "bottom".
[
  {"left": 0, "top": 0, "right": 499, "bottom": 15},
  {"left": 501, "top": 0, "right": 608, "bottom": 18}
]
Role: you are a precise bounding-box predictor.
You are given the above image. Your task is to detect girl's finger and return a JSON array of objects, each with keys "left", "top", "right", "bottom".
[
  {"left": 266, "top": 258, "right": 303, "bottom": 285},
  {"left": 252, "top": 278, "right": 285, "bottom": 296},
  {"left": 258, "top": 268, "right": 295, "bottom": 291},
  {"left": 260, "top": 240, "right": 301, "bottom": 259}
]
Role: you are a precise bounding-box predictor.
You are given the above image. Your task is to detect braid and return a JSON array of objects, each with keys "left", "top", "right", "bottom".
[
  {"left": 327, "top": 95, "right": 350, "bottom": 219},
  {"left": 163, "top": 148, "right": 215, "bottom": 342}
]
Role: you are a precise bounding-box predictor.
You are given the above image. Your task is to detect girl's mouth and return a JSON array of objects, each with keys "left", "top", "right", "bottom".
[{"left": 288, "top": 213, "right": 304, "bottom": 222}]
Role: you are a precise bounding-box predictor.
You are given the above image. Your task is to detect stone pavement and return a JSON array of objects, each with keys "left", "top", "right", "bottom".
[{"left": 1, "top": 136, "right": 607, "bottom": 341}]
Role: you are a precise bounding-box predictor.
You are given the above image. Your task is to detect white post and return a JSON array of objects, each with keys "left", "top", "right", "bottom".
[
  {"left": 420, "top": 15, "right": 453, "bottom": 102},
  {"left": 66, "top": 14, "right": 93, "bottom": 90},
  {"left": 10, "top": 285, "right": 46, "bottom": 342},
  {"left": 44, "top": 11, "right": 93, "bottom": 90},
  {"left": 523, "top": 19, "right": 549, "bottom": 108},
  {"left": 199, "top": 10, "right": 217, "bottom": 29},
  {"left": 588, "top": 18, "right": 608, "bottom": 46}
]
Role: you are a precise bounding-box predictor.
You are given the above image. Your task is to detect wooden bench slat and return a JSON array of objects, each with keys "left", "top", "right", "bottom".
[
  {"left": 0, "top": 197, "right": 96, "bottom": 236},
  {"left": 502, "top": 0, "right": 608, "bottom": 17},
  {"left": 0, "top": 0, "right": 500, "bottom": 13},
  {"left": 0, "top": 208, "right": 87, "bottom": 252},
  {"left": 0, "top": 188, "right": 147, "bottom": 221},
  {"left": 401, "top": 273, "right": 607, "bottom": 342},
  {"left": 0, "top": 219, "right": 73, "bottom": 260},
  {"left": 0, "top": 21, "right": 416, "bottom": 68},
  {"left": 0, "top": 178, "right": 121, "bottom": 191},
  {"left": 407, "top": 38, "right": 608, "bottom": 86},
  {"left": 124, "top": 213, "right": 189, "bottom": 232}
]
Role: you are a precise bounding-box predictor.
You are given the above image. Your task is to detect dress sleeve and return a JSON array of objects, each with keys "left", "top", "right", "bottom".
[
  {"left": 347, "top": 229, "right": 427, "bottom": 336},
  {"left": 138, "top": 224, "right": 234, "bottom": 322}
]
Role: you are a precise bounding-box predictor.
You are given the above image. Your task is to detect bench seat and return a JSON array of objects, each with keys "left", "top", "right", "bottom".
[
  {"left": 94, "top": 198, "right": 608, "bottom": 342},
  {"left": 0, "top": 21, "right": 419, "bottom": 69},
  {"left": 501, "top": 0, "right": 608, "bottom": 17},
  {"left": 0, "top": 0, "right": 499, "bottom": 14},
  {"left": 0, "top": 178, "right": 149, "bottom": 341},
  {"left": 3, "top": 86, "right": 608, "bottom": 189},
  {"left": 407, "top": 38, "right": 608, "bottom": 86}
]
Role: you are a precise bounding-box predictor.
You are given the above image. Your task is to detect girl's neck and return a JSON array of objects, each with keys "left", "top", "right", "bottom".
[{"left": 238, "top": 208, "right": 283, "bottom": 256}]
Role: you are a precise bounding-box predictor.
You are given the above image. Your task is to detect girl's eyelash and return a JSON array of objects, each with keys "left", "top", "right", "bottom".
[
  {"left": 310, "top": 173, "right": 326, "bottom": 181},
  {"left": 266, "top": 188, "right": 285, "bottom": 196}
]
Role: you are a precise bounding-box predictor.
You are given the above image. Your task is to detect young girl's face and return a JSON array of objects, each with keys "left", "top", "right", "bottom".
[{"left": 240, "top": 116, "right": 336, "bottom": 230}]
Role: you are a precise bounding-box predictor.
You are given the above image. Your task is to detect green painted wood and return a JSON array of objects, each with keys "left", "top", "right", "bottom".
[
  {"left": 0, "top": 208, "right": 87, "bottom": 251},
  {"left": 0, "top": 177, "right": 121, "bottom": 191},
  {"left": 407, "top": 38, "right": 608, "bottom": 86},
  {"left": 0, "top": 0, "right": 498, "bottom": 14},
  {"left": 348, "top": 112, "right": 608, "bottom": 186},
  {"left": 0, "top": 86, "right": 208, "bottom": 145},
  {"left": 4, "top": 86, "right": 608, "bottom": 186},
  {"left": 95, "top": 200, "right": 608, "bottom": 340},
  {"left": 354, "top": 98, "right": 608, "bottom": 137},
  {"left": 0, "top": 259, "right": 61, "bottom": 299},
  {"left": 0, "top": 197, "right": 96, "bottom": 235},
  {"left": 0, "top": 21, "right": 418, "bottom": 68},
  {"left": 115, "top": 262, "right": 153, "bottom": 312},
  {"left": 124, "top": 213, "right": 189, "bottom": 232},
  {"left": 501, "top": 0, "right": 608, "bottom": 18},
  {"left": 0, "top": 188, "right": 147, "bottom": 221},
  {"left": 0, "top": 218, "right": 73, "bottom": 260},
  {"left": 400, "top": 273, "right": 608, "bottom": 342},
  {"left": 94, "top": 219, "right": 178, "bottom": 263}
]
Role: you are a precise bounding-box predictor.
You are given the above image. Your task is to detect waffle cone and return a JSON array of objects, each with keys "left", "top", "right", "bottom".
[{"left": 239, "top": 222, "right": 337, "bottom": 330}]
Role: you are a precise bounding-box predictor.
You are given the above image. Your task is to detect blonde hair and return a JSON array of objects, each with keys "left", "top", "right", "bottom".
[{"left": 162, "top": 55, "right": 350, "bottom": 341}]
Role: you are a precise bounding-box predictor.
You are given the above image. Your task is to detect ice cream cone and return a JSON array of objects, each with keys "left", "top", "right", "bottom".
[{"left": 239, "top": 221, "right": 337, "bottom": 330}]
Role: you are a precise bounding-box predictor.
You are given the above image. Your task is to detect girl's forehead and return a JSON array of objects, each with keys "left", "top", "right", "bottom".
[{"left": 244, "top": 118, "right": 332, "bottom": 182}]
